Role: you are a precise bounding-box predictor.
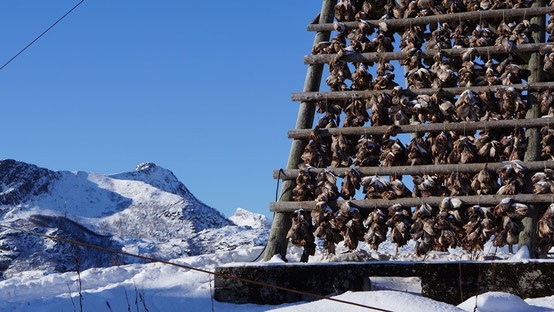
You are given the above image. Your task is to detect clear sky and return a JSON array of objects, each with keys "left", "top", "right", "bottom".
[{"left": 0, "top": 1, "right": 327, "bottom": 218}]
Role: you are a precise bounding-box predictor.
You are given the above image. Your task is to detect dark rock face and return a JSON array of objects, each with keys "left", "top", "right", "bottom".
[
  {"left": 0, "top": 159, "right": 60, "bottom": 206},
  {"left": 0, "top": 215, "right": 124, "bottom": 279}
]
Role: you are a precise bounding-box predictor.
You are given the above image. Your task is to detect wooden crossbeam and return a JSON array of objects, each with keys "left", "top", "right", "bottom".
[
  {"left": 269, "top": 194, "right": 554, "bottom": 211},
  {"left": 304, "top": 43, "right": 549, "bottom": 64},
  {"left": 287, "top": 117, "right": 554, "bottom": 139},
  {"left": 273, "top": 160, "right": 554, "bottom": 180},
  {"left": 291, "top": 82, "right": 554, "bottom": 102},
  {"left": 307, "top": 7, "right": 554, "bottom": 32}
]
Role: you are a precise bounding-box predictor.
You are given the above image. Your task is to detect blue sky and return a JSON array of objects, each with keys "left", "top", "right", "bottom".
[{"left": 0, "top": 1, "right": 327, "bottom": 218}]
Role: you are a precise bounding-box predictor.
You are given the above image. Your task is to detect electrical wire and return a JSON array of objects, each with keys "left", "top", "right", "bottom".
[
  {"left": 0, "top": 223, "right": 392, "bottom": 312},
  {"left": 0, "top": 0, "right": 85, "bottom": 71}
]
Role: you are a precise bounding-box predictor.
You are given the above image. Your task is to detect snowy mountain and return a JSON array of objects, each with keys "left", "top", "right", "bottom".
[{"left": 0, "top": 159, "right": 269, "bottom": 279}]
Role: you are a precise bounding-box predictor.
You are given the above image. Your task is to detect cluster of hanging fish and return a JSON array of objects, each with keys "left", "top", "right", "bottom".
[
  {"left": 287, "top": 196, "right": 531, "bottom": 260},
  {"left": 301, "top": 127, "right": 528, "bottom": 170}
]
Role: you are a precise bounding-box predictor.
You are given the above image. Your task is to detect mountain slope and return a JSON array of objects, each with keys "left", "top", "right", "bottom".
[{"left": 0, "top": 160, "right": 268, "bottom": 279}]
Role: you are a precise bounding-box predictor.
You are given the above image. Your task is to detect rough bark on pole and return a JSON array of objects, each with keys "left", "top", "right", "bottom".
[
  {"left": 272, "top": 160, "right": 554, "bottom": 180},
  {"left": 287, "top": 117, "right": 554, "bottom": 139},
  {"left": 520, "top": 0, "right": 546, "bottom": 258},
  {"left": 304, "top": 42, "right": 549, "bottom": 64},
  {"left": 291, "top": 82, "right": 554, "bottom": 102},
  {"left": 269, "top": 194, "right": 554, "bottom": 212},
  {"left": 263, "top": 0, "right": 336, "bottom": 262},
  {"left": 307, "top": 7, "right": 554, "bottom": 31}
]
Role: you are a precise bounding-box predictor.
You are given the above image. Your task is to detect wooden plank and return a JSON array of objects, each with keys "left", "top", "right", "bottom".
[
  {"left": 520, "top": 0, "right": 546, "bottom": 257},
  {"left": 269, "top": 194, "right": 554, "bottom": 211},
  {"left": 307, "top": 7, "right": 554, "bottom": 31},
  {"left": 263, "top": 0, "right": 337, "bottom": 262},
  {"left": 291, "top": 82, "right": 554, "bottom": 102},
  {"left": 272, "top": 160, "right": 554, "bottom": 180},
  {"left": 304, "top": 43, "right": 549, "bottom": 64},
  {"left": 287, "top": 117, "right": 554, "bottom": 139}
]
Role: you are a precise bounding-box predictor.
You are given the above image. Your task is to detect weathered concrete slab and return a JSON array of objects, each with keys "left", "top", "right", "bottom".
[{"left": 214, "top": 261, "right": 554, "bottom": 305}]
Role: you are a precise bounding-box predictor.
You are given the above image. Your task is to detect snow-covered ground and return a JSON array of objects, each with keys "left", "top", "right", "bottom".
[{"left": 1, "top": 245, "right": 553, "bottom": 312}]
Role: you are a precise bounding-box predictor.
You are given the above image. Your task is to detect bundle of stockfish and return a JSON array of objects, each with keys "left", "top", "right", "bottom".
[
  {"left": 531, "top": 170, "right": 554, "bottom": 194},
  {"left": 492, "top": 198, "right": 528, "bottom": 251},
  {"left": 495, "top": 87, "right": 527, "bottom": 119},
  {"left": 412, "top": 174, "right": 444, "bottom": 197},
  {"left": 292, "top": 169, "right": 315, "bottom": 201},
  {"left": 448, "top": 135, "right": 477, "bottom": 164},
  {"left": 362, "top": 175, "right": 391, "bottom": 199},
  {"left": 341, "top": 167, "right": 361, "bottom": 199},
  {"left": 406, "top": 137, "right": 432, "bottom": 165},
  {"left": 445, "top": 171, "right": 472, "bottom": 196},
  {"left": 287, "top": 210, "right": 316, "bottom": 262},
  {"left": 541, "top": 126, "right": 554, "bottom": 160},
  {"left": 496, "top": 161, "right": 526, "bottom": 195},
  {"left": 389, "top": 86, "right": 415, "bottom": 125},
  {"left": 462, "top": 205, "right": 496, "bottom": 252},
  {"left": 344, "top": 98, "right": 370, "bottom": 127},
  {"left": 539, "top": 90, "right": 554, "bottom": 117},
  {"left": 386, "top": 203, "right": 412, "bottom": 254},
  {"left": 499, "top": 127, "right": 528, "bottom": 161},
  {"left": 331, "top": 201, "right": 365, "bottom": 250},
  {"left": 301, "top": 128, "right": 331, "bottom": 168},
  {"left": 353, "top": 135, "right": 381, "bottom": 166},
  {"left": 426, "top": 131, "right": 453, "bottom": 164},
  {"left": 411, "top": 203, "right": 437, "bottom": 256},
  {"left": 363, "top": 207, "right": 389, "bottom": 250},
  {"left": 311, "top": 193, "right": 342, "bottom": 255},
  {"left": 368, "top": 93, "right": 392, "bottom": 126},
  {"left": 381, "top": 137, "right": 406, "bottom": 167},
  {"left": 434, "top": 198, "right": 464, "bottom": 251},
  {"left": 331, "top": 133, "right": 354, "bottom": 168},
  {"left": 314, "top": 170, "right": 340, "bottom": 200},
  {"left": 471, "top": 165, "right": 499, "bottom": 195},
  {"left": 474, "top": 131, "right": 503, "bottom": 162},
  {"left": 538, "top": 204, "right": 554, "bottom": 255},
  {"left": 316, "top": 100, "right": 342, "bottom": 128}
]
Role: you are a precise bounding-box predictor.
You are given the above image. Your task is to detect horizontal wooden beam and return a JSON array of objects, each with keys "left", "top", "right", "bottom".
[
  {"left": 273, "top": 160, "right": 554, "bottom": 180},
  {"left": 307, "top": 7, "right": 554, "bottom": 32},
  {"left": 287, "top": 117, "right": 554, "bottom": 139},
  {"left": 304, "top": 43, "right": 548, "bottom": 64},
  {"left": 291, "top": 82, "right": 554, "bottom": 102},
  {"left": 269, "top": 194, "right": 554, "bottom": 211}
]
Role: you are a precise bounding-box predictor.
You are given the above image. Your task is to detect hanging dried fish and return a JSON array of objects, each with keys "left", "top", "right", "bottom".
[
  {"left": 314, "top": 170, "right": 339, "bottom": 200},
  {"left": 361, "top": 175, "right": 391, "bottom": 199},
  {"left": 331, "top": 201, "right": 365, "bottom": 251},
  {"left": 496, "top": 161, "right": 527, "bottom": 195},
  {"left": 492, "top": 198, "right": 528, "bottom": 251},
  {"left": 287, "top": 210, "right": 316, "bottom": 262},
  {"left": 448, "top": 136, "right": 477, "bottom": 164},
  {"left": 363, "top": 207, "right": 389, "bottom": 250},
  {"left": 531, "top": 170, "right": 554, "bottom": 194},
  {"left": 411, "top": 203, "right": 437, "bottom": 256},
  {"left": 386, "top": 203, "right": 412, "bottom": 253},
  {"left": 301, "top": 128, "right": 331, "bottom": 168},
  {"left": 470, "top": 165, "right": 499, "bottom": 195},
  {"left": 541, "top": 126, "right": 554, "bottom": 160},
  {"left": 537, "top": 204, "right": 554, "bottom": 255},
  {"left": 341, "top": 167, "right": 361, "bottom": 199},
  {"left": 435, "top": 197, "right": 464, "bottom": 251},
  {"left": 462, "top": 205, "right": 496, "bottom": 252},
  {"left": 331, "top": 133, "right": 353, "bottom": 168},
  {"left": 445, "top": 171, "right": 472, "bottom": 196},
  {"left": 413, "top": 174, "right": 444, "bottom": 197},
  {"left": 407, "top": 137, "right": 431, "bottom": 166},
  {"left": 353, "top": 135, "right": 381, "bottom": 167},
  {"left": 292, "top": 169, "right": 315, "bottom": 201},
  {"left": 312, "top": 193, "right": 342, "bottom": 255},
  {"left": 427, "top": 131, "right": 453, "bottom": 164}
]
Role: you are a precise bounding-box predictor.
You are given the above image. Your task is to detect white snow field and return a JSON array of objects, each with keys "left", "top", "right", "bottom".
[{"left": 1, "top": 245, "right": 554, "bottom": 312}]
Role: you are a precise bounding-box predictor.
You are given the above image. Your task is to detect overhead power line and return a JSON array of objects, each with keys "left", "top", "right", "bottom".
[
  {"left": 0, "top": 0, "right": 85, "bottom": 71},
  {"left": 0, "top": 223, "right": 392, "bottom": 312}
]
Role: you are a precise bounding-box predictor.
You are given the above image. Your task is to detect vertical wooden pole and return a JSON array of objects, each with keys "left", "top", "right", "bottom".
[
  {"left": 520, "top": 0, "right": 546, "bottom": 257},
  {"left": 263, "top": 0, "right": 336, "bottom": 262}
]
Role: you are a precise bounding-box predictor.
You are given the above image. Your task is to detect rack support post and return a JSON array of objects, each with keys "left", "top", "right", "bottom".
[{"left": 263, "top": 0, "right": 336, "bottom": 261}]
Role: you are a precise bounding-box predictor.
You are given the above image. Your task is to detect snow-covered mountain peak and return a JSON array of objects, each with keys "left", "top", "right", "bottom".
[
  {"left": 109, "top": 162, "right": 190, "bottom": 198},
  {"left": 229, "top": 208, "right": 271, "bottom": 229}
]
